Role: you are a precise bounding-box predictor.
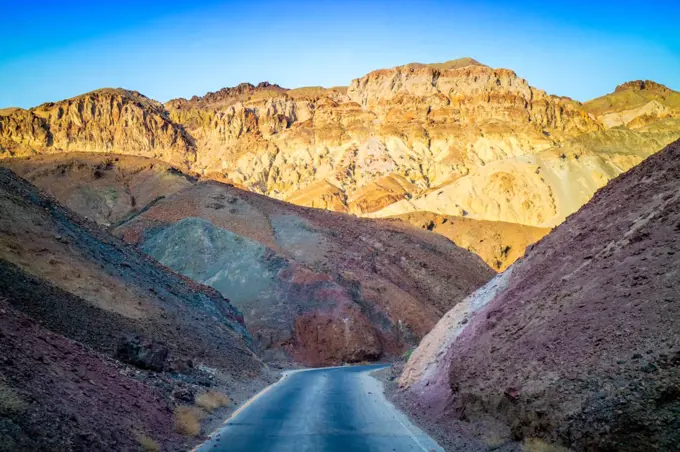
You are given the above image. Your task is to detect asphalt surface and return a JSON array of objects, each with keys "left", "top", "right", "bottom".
[{"left": 195, "top": 364, "right": 443, "bottom": 452}]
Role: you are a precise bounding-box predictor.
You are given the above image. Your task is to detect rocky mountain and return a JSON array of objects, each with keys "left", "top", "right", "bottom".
[
  {"left": 2, "top": 58, "right": 679, "bottom": 269},
  {"left": 170, "top": 81, "right": 288, "bottom": 108},
  {"left": 399, "top": 139, "right": 680, "bottom": 451},
  {"left": 0, "top": 166, "right": 273, "bottom": 450},
  {"left": 0, "top": 89, "right": 196, "bottom": 167},
  {"left": 164, "top": 58, "right": 601, "bottom": 217},
  {"left": 584, "top": 80, "right": 680, "bottom": 128},
  {"left": 2, "top": 152, "right": 493, "bottom": 365}
]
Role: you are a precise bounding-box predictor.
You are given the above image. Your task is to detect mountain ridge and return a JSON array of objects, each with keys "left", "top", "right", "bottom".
[{"left": 2, "top": 58, "right": 679, "bottom": 268}]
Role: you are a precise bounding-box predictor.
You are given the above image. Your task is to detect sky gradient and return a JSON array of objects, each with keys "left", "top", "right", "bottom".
[{"left": 1, "top": 0, "right": 679, "bottom": 108}]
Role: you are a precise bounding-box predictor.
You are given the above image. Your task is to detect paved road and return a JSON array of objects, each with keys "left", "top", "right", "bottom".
[{"left": 195, "top": 364, "right": 443, "bottom": 452}]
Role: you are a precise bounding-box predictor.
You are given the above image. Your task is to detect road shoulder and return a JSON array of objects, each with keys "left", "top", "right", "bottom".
[{"left": 370, "top": 364, "right": 522, "bottom": 452}]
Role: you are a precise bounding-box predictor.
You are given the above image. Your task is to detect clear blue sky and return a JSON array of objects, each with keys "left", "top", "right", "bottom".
[{"left": 1, "top": 0, "right": 679, "bottom": 108}]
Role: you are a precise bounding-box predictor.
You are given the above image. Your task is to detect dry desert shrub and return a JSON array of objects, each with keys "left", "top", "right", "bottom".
[
  {"left": 522, "top": 438, "right": 572, "bottom": 452},
  {"left": 195, "top": 390, "right": 230, "bottom": 413},
  {"left": 483, "top": 430, "right": 509, "bottom": 448},
  {"left": 174, "top": 405, "right": 206, "bottom": 436},
  {"left": 134, "top": 431, "right": 160, "bottom": 452},
  {"left": 0, "top": 382, "right": 26, "bottom": 415}
]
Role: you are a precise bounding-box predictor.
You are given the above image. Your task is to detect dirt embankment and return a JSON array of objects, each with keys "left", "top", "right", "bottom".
[{"left": 0, "top": 299, "right": 183, "bottom": 451}]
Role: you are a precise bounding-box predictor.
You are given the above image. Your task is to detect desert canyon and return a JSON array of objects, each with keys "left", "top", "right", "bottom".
[{"left": 1, "top": 56, "right": 679, "bottom": 451}]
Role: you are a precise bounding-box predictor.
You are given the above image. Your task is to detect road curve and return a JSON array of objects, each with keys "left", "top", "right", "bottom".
[{"left": 196, "top": 364, "right": 443, "bottom": 452}]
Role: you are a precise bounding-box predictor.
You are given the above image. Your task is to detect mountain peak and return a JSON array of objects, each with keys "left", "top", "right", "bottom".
[
  {"left": 585, "top": 79, "right": 680, "bottom": 118},
  {"left": 615, "top": 80, "right": 672, "bottom": 94},
  {"left": 29, "top": 88, "right": 158, "bottom": 113},
  {"left": 179, "top": 81, "right": 287, "bottom": 107}
]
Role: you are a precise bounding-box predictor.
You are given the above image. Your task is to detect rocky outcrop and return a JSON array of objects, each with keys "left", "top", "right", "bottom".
[
  {"left": 0, "top": 108, "right": 50, "bottom": 154},
  {"left": 347, "top": 63, "right": 596, "bottom": 137},
  {"left": 169, "top": 81, "right": 287, "bottom": 109},
  {"left": 116, "top": 334, "right": 169, "bottom": 372},
  {"left": 0, "top": 89, "right": 196, "bottom": 167},
  {"left": 400, "top": 139, "right": 680, "bottom": 451}
]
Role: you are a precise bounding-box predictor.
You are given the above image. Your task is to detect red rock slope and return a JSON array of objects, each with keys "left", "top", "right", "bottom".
[
  {"left": 400, "top": 139, "right": 680, "bottom": 451},
  {"left": 0, "top": 300, "right": 183, "bottom": 451}
]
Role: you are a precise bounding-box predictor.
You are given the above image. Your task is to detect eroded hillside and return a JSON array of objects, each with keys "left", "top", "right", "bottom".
[
  {"left": 3, "top": 152, "right": 195, "bottom": 226},
  {"left": 391, "top": 212, "right": 550, "bottom": 271},
  {"left": 112, "top": 177, "right": 493, "bottom": 366},
  {"left": 2, "top": 59, "right": 679, "bottom": 269},
  {"left": 2, "top": 153, "right": 493, "bottom": 366},
  {"left": 0, "top": 167, "right": 276, "bottom": 450},
  {"left": 0, "top": 167, "right": 257, "bottom": 368},
  {"left": 400, "top": 139, "right": 680, "bottom": 451}
]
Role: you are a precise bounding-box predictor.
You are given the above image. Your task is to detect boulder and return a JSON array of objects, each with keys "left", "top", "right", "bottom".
[{"left": 116, "top": 334, "right": 169, "bottom": 371}]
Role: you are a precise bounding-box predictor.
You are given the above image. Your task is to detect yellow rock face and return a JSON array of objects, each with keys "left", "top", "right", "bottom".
[
  {"left": 0, "top": 89, "right": 196, "bottom": 168},
  {"left": 389, "top": 213, "right": 550, "bottom": 271}
]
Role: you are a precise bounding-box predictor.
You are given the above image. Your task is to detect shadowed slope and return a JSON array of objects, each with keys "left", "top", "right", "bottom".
[
  {"left": 0, "top": 300, "right": 185, "bottom": 451},
  {"left": 0, "top": 167, "right": 260, "bottom": 373}
]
